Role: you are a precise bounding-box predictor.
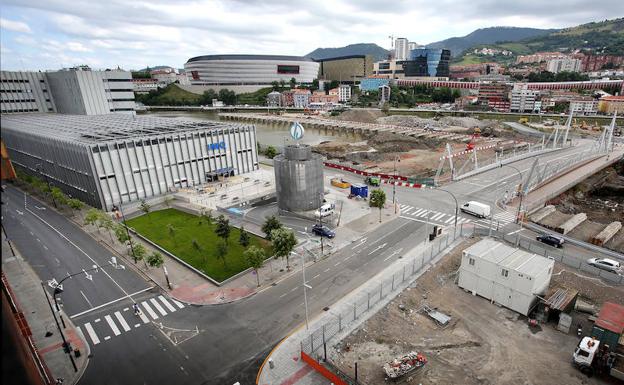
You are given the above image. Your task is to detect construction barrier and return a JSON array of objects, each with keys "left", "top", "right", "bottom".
[
  {"left": 324, "top": 162, "right": 429, "bottom": 188},
  {"left": 300, "top": 351, "right": 348, "bottom": 385}
]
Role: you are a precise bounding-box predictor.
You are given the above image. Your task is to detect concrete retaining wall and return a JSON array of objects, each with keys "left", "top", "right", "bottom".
[
  {"left": 591, "top": 221, "right": 623, "bottom": 246},
  {"left": 531, "top": 205, "right": 556, "bottom": 222},
  {"left": 556, "top": 213, "right": 587, "bottom": 235}
]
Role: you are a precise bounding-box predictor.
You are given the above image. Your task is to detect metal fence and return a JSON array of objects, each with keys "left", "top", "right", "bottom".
[
  {"left": 473, "top": 227, "right": 623, "bottom": 285},
  {"left": 300, "top": 224, "right": 474, "bottom": 356}
]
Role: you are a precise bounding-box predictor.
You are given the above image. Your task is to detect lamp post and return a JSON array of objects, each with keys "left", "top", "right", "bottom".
[
  {"left": 41, "top": 282, "right": 78, "bottom": 373},
  {"left": 435, "top": 187, "right": 459, "bottom": 228},
  {"left": 35, "top": 163, "right": 57, "bottom": 208},
  {"left": 499, "top": 163, "right": 523, "bottom": 224},
  {"left": 392, "top": 155, "right": 400, "bottom": 213},
  {"left": 112, "top": 203, "right": 137, "bottom": 262},
  {"left": 291, "top": 251, "right": 311, "bottom": 330}
]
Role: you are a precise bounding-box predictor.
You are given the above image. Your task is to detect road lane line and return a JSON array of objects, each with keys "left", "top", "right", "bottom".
[
  {"left": 80, "top": 290, "right": 93, "bottom": 308},
  {"left": 69, "top": 286, "right": 154, "bottom": 319},
  {"left": 507, "top": 229, "right": 523, "bottom": 236},
  {"left": 84, "top": 323, "right": 100, "bottom": 345},
  {"left": 171, "top": 299, "right": 185, "bottom": 309},
  {"left": 104, "top": 315, "right": 121, "bottom": 336},
  {"left": 335, "top": 261, "right": 341, "bottom": 266},
  {"left": 114, "top": 311, "right": 131, "bottom": 332},
  {"left": 324, "top": 268, "right": 330, "bottom": 272},
  {"left": 279, "top": 293, "right": 287, "bottom": 298},
  {"left": 140, "top": 301, "right": 159, "bottom": 320},
  {"left": 290, "top": 287, "right": 297, "bottom": 293},
  {"left": 150, "top": 298, "right": 168, "bottom": 316},
  {"left": 312, "top": 274, "right": 320, "bottom": 279},
  {"left": 158, "top": 296, "right": 177, "bottom": 312}
]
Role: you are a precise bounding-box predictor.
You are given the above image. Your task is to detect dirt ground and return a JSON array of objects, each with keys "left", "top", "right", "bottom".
[{"left": 330, "top": 238, "right": 616, "bottom": 385}]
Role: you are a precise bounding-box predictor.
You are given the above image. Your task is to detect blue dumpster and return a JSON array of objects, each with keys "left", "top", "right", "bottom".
[{"left": 350, "top": 183, "right": 369, "bottom": 198}]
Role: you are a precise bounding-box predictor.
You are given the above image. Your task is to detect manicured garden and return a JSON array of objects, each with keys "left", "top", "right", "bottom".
[{"left": 126, "top": 208, "right": 270, "bottom": 282}]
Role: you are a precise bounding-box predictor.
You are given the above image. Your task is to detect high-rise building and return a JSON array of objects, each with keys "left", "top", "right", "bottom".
[
  {"left": 403, "top": 49, "right": 451, "bottom": 78},
  {"left": 546, "top": 58, "right": 582, "bottom": 74},
  {"left": 1, "top": 67, "right": 135, "bottom": 115},
  {"left": 394, "top": 38, "right": 409, "bottom": 61},
  {"left": 510, "top": 84, "right": 538, "bottom": 113},
  {"left": 337, "top": 84, "right": 351, "bottom": 102},
  {"left": 408, "top": 42, "right": 420, "bottom": 53},
  {"left": 316, "top": 55, "right": 374, "bottom": 83}
]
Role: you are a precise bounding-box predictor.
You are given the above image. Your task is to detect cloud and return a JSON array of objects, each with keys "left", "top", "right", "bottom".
[
  {"left": 0, "top": 0, "right": 622, "bottom": 71},
  {"left": 0, "top": 17, "right": 32, "bottom": 33}
]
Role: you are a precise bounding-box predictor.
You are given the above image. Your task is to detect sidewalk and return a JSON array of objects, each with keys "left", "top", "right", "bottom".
[
  {"left": 257, "top": 228, "right": 466, "bottom": 385},
  {"left": 2, "top": 231, "right": 89, "bottom": 385}
]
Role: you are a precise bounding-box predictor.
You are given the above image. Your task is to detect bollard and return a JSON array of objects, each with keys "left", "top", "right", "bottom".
[{"left": 268, "top": 358, "right": 274, "bottom": 369}]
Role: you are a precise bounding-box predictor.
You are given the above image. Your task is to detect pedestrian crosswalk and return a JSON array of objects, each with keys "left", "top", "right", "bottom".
[
  {"left": 78, "top": 295, "right": 185, "bottom": 347},
  {"left": 399, "top": 204, "right": 517, "bottom": 229}
]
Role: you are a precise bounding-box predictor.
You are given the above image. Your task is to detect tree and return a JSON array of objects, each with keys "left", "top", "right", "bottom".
[
  {"left": 271, "top": 81, "right": 279, "bottom": 91},
  {"left": 214, "top": 215, "right": 231, "bottom": 244},
  {"left": 192, "top": 238, "right": 202, "bottom": 252},
  {"left": 199, "top": 208, "right": 212, "bottom": 225},
  {"left": 167, "top": 223, "right": 176, "bottom": 244},
  {"left": 270, "top": 228, "right": 297, "bottom": 270},
  {"left": 244, "top": 246, "right": 265, "bottom": 287},
  {"left": 99, "top": 215, "right": 116, "bottom": 244},
  {"left": 139, "top": 200, "right": 151, "bottom": 218},
  {"left": 381, "top": 102, "right": 390, "bottom": 114},
  {"left": 369, "top": 189, "right": 387, "bottom": 223},
  {"left": 215, "top": 241, "right": 228, "bottom": 267},
  {"left": 264, "top": 145, "right": 277, "bottom": 159},
  {"left": 130, "top": 242, "right": 147, "bottom": 264},
  {"left": 67, "top": 198, "right": 84, "bottom": 220},
  {"left": 262, "top": 215, "right": 282, "bottom": 240},
  {"left": 289, "top": 77, "right": 297, "bottom": 89},
  {"left": 218, "top": 89, "right": 237, "bottom": 105},
  {"left": 50, "top": 187, "right": 68, "bottom": 206},
  {"left": 115, "top": 223, "right": 130, "bottom": 245},
  {"left": 146, "top": 252, "right": 164, "bottom": 269},
  {"left": 239, "top": 225, "right": 250, "bottom": 247},
  {"left": 85, "top": 208, "right": 103, "bottom": 232}
]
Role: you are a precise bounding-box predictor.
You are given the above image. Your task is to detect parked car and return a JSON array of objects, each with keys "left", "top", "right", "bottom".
[
  {"left": 587, "top": 258, "right": 621, "bottom": 274},
  {"left": 536, "top": 234, "right": 564, "bottom": 248},
  {"left": 312, "top": 224, "right": 335, "bottom": 238}
]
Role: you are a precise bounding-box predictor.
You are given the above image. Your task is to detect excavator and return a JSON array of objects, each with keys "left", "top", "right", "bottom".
[{"left": 466, "top": 127, "right": 481, "bottom": 151}]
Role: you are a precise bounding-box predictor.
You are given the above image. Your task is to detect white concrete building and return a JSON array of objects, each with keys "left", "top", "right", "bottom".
[
  {"left": 394, "top": 38, "right": 409, "bottom": 61},
  {"left": 569, "top": 99, "right": 599, "bottom": 115},
  {"left": 293, "top": 89, "right": 311, "bottom": 108},
  {"left": 546, "top": 58, "right": 582, "bottom": 73},
  {"left": 337, "top": 84, "right": 351, "bottom": 102},
  {"left": 408, "top": 42, "right": 420, "bottom": 53},
  {"left": 458, "top": 238, "right": 554, "bottom": 316},
  {"left": 1, "top": 114, "right": 259, "bottom": 210},
  {"left": 1, "top": 70, "right": 56, "bottom": 114},
  {"left": 510, "top": 84, "right": 538, "bottom": 113}
]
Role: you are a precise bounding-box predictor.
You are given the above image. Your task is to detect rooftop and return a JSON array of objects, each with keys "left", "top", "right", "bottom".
[
  {"left": 463, "top": 238, "right": 553, "bottom": 277},
  {"left": 1, "top": 114, "right": 249, "bottom": 146},
  {"left": 186, "top": 54, "right": 314, "bottom": 63},
  {"left": 595, "top": 302, "right": 624, "bottom": 335}
]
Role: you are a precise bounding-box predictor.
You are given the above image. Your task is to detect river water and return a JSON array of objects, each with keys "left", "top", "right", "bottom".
[{"left": 143, "top": 111, "right": 362, "bottom": 147}]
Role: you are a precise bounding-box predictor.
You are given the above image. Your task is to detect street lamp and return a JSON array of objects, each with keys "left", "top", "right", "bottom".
[
  {"left": 435, "top": 187, "right": 459, "bottom": 228},
  {"left": 35, "top": 162, "right": 57, "bottom": 208},
  {"left": 499, "top": 163, "right": 523, "bottom": 224},
  {"left": 392, "top": 155, "right": 401, "bottom": 213},
  {"left": 291, "top": 251, "right": 311, "bottom": 330},
  {"left": 112, "top": 203, "right": 137, "bottom": 263}
]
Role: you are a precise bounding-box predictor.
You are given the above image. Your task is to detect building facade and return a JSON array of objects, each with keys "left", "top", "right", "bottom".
[
  {"left": 337, "top": 84, "right": 351, "bottom": 102},
  {"left": 515, "top": 52, "right": 567, "bottom": 64},
  {"left": 373, "top": 60, "right": 406, "bottom": 78},
  {"left": 510, "top": 84, "right": 538, "bottom": 112},
  {"left": 1, "top": 71, "right": 56, "bottom": 114},
  {"left": 546, "top": 58, "right": 582, "bottom": 73},
  {"left": 293, "top": 89, "right": 311, "bottom": 108},
  {"left": 266, "top": 91, "right": 282, "bottom": 107},
  {"left": 569, "top": 99, "right": 599, "bottom": 115},
  {"left": 403, "top": 49, "right": 451, "bottom": 78},
  {"left": 184, "top": 55, "right": 319, "bottom": 86},
  {"left": 1, "top": 114, "right": 258, "bottom": 210},
  {"left": 316, "top": 55, "right": 373, "bottom": 83},
  {"left": 598, "top": 95, "right": 624, "bottom": 114},
  {"left": 359, "top": 77, "right": 390, "bottom": 91},
  {"left": 394, "top": 38, "right": 409, "bottom": 61}
]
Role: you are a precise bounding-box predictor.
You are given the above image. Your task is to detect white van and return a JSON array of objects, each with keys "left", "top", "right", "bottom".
[
  {"left": 460, "top": 201, "right": 491, "bottom": 218},
  {"left": 315, "top": 203, "right": 335, "bottom": 218}
]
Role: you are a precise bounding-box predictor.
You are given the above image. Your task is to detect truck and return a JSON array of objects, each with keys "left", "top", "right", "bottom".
[
  {"left": 573, "top": 336, "right": 624, "bottom": 379},
  {"left": 364, "top": 176, "right": 381, "bottom": 186},
  {"left": 460, "top": 201, "right": 491, "bottom": 218},
  {"left": 330, "top": 178, "right": 350, "bottom": 189},
  {"left": 382, "top": 351, "right": 427, "bottom": 380}
]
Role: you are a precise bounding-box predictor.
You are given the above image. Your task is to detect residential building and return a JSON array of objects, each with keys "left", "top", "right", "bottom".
[
  {"left": 150, "top": 68, "right": 178, "bottom": 84},
  {"left": 569, "top": 98, "right": 599, "bottom": 115},
  {"left": 292, "top": 89, "right": 311, "bottom": 108},
  {"left": 1, "top": 114, "right": 258, "bottom": 210},
  {"left": 546, "top": 58, "right": 582, "bottom": 73},
  {"left": 379, "top": 85, "right": 391, "bottom": 106},
  {"left": 408, "top": 42, "right": 420, "bottom": 52},
  {"left": 281, "top": 90, "right": 295, "bottom": 107},
  {"left": 132, "top": 78, "right": 161, "bottom": 93},
  {"left": 488, "top": 99, "right": 511, "bottom": 112},
  {"left": 359, "top": 77, "right": 390, "bottom": 92},
  {"left": 458, "top": 238, "right": 554, "bottom": 316},
  {"left": 310, "top": 90, "right": 338, "bottom": 105},
  {"left": 510, "top": 84, "right": 538, "bottom": 112},
  {"left": 598, "top": 95, "right": 624, "bottom": 114},
  {"left": 477, "top": 82, "right": 510, "bottom": 104},
  {"left": 337, "top": 84, "right": 351, "bottom": 102},
  {"left": 266, "top": 91, "right": 282, "bottom": 107},
  {"left": 403, "top": 48, "right": 451, "bottom": 78},
  {"left": 450, "top": 63, "right": 500, "bottom": 80},
  {"left": 576, "top": 54, "right": 624, "bottom": 72},
  {"left": 1, "top": 70, "right": 56, "bottom": 114},
  {"left": 394, "top": 38, "right": 409, "bottom": 61},
  {"left": 316, "top": 55, "right": 373, "bottom": 83},
  {"left": 1, "top": 68, "right": 135, "bottom": 115},
  {"left": 515, "top": 52, "right": 567, "bottom": 64}
]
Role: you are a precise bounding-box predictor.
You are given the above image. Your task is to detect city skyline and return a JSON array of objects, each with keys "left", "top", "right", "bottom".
[{"left": 1, "top": 0, "right": 622, "bottom": 71}]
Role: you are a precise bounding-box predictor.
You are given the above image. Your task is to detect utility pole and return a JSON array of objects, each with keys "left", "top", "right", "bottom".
[{"left": 41, "top": 282, "right": 77, "bottom": 373}]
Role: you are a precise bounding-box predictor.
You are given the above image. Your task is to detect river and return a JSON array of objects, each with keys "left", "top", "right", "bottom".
[{"left": 143, "top": 111, "right": 362, "bottom": 147}]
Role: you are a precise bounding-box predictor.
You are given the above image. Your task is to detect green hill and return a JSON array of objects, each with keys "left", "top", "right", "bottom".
[{"left": 454, "top": 18, "right": 624, "bottom": 64}]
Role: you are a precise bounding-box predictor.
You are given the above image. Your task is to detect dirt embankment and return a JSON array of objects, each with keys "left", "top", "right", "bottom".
[{"left": 330, "top": 109, "right": 384, "bottom": 123}]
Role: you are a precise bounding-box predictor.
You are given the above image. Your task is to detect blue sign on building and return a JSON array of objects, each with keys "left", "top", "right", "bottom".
[{"left": 207, "top": 141, "right": 226, "bottom": 151}]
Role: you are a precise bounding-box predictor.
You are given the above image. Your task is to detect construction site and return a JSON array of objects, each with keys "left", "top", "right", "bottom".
[
  {"left": 530, "top": 159, "right": 624, "bottom": 253},
  {"left": 327, "top": 237, "right": 624, "bottom": 385}
]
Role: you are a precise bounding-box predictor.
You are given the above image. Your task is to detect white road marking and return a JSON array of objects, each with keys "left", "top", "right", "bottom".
[
  {"left": 507, "top": 229, "right": 523, "bottom": 236},
  {"left": 344, "top": 255, "right": 351, "bottom": 261},
  {"left": 402, "top": 207, "right": 414, "bottom": 214},
  {"left": 445, "top": 217, "right": 455, "bottom": 224},
  {"left": 94, "top": 318, "right": 101, "bottom": 323},
  {"left": 312, "top": 274, "right": 320, "bottom": 279},
  {"left": 84, "top": 322, "right": 100, "bottom": 345},
  {"left": 149, "top": 298, "right": 168, "bottom": 316},
  {"left": 431, "top": 213, "right": 445, "bottom": 220},
  {"left": 324, "top": 268, "right": 330, "bottom": 272},
  {"left": 80, "top": 290, "right": 93, "bottom": 308},
  {"left": 43, "top": 245, "right": 48, "bottom": 250},
  {"left": 290, "top": 287, "right": 297, "bottom": 292},
  {"left": 114, "top": 311, "right": 131, "bottom": 332},
  {"left": 104, "top": 315, "right": 121, "bottom": 336},
  {"left": 69, "top": 286, "right": 155, "bottom": 319},
  {"left": 335, "top": 261, "right": 341, "bottom": 266},
  {"left": 137, "top": 308, "right": 150, "bottom": 324},
  {"left": 29, "top": 231, "right": 34, "bottom": 236},
  {"left": 351, "top": 237, "right": 368, "bottom": 250},
  {"left": 279, "top": 293, "right": 288, "bottom": 298},
  {"left": 141, "top": 301, "right": 159, "bottom": 320},
  {"left": 368, "top": 242, "right": 387, "bottom": 255},
  {"left": 158, "top": 296, "right": 177, "bottom": 312},
  {"left": 104, "top": 336, "right": 111, "bottom": 341},
  {"left": 171, "top": 299, "right": 185, "bottom": 309},
  {"left": 417, "top": 210, "right": 429, "bottom": 218},
  {"left": 135, "top": 323, "right": 141, "bottom": 328},
  {"left": 36, "top": 238, "right": 40, "bottom": 242},
  {"left": 412, "top": 208, "right": 424, "bottom": 216}
]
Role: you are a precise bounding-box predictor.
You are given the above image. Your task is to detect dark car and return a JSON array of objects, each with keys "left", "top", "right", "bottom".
[
  {"left": 312, "top": 224, "right": 335, "bottom": 238},
  {"left": 536, "top": 234, "right": 564, "bottom": 248}
]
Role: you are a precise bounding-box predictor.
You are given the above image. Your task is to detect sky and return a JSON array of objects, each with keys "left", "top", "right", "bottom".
[{"left": 1, "top": 0, "right": 622, "bottom": 71}]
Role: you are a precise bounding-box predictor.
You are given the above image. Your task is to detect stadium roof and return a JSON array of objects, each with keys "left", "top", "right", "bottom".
[
  {"left": 0, "top": 114, "right": 248, "bottom": 145},
  {"left": 186, "top": 54, "right": 314, "bottom": 63}
]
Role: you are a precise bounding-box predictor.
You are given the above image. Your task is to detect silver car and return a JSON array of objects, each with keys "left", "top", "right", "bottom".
[{"left": 587, "top": 258, "right": 621, "bottom": 274}]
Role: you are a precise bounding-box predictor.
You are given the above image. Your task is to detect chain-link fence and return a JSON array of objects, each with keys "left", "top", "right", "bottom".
[
  {"left": 300, "top": 224, "right": 474, "bottom": 356},
  {"left": 473, "top": 227, "right": 623, "bottom": 285}
]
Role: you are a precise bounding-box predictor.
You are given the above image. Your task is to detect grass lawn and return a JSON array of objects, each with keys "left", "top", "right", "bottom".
[{"left": 126, "top": 208, "right": 270, "bottom": 282}]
